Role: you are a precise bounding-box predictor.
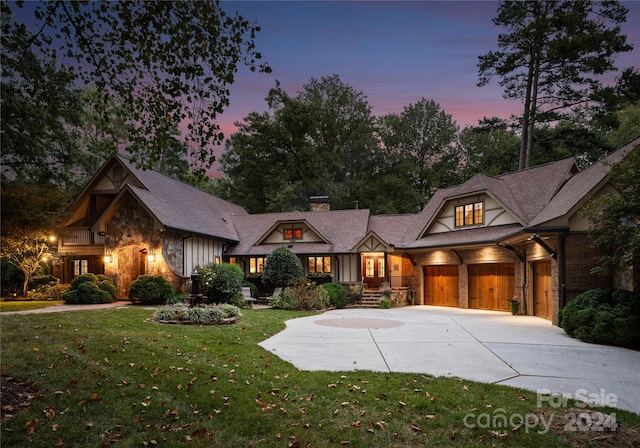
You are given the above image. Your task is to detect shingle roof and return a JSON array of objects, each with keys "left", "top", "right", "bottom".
[
  {"left": 530, "top": 137, "right": 639, "bottom": 227},
  {"left": 404, "top": 224, "right": 523, "bottom": 249},
  {"left": 227, "top": 209, "right": 371, "bottom": 255},
  {"left": 115, "top": 156, "right": 247, "bottom": 241}
]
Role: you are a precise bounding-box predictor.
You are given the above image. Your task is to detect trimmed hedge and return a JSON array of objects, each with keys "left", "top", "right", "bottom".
[
  {"left": 559, "top": 288, "right": 640, "bottom": 348},
  {"left": 63, "top": 273, "right": 117, "bottom": 304},
  {"left": 128, "top": 275, "right": 175, "bottom": 305}
]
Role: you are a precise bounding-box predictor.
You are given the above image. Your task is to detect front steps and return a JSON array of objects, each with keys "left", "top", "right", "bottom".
[{"left": 352, "top": 290, "right": 383, "bottom": 308}]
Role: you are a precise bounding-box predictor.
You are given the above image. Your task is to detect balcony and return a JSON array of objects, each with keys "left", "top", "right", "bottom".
[{"left": 60, "top": 228, "right": 105, "bottom": 247}]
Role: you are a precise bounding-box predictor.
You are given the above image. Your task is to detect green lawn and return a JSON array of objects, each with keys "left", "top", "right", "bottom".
[
  {"left": 1, "top": 308, "right": 637, "bottom": 447},
  {"left": 0, "top": 300, "right": 63, "bottom": 312}
]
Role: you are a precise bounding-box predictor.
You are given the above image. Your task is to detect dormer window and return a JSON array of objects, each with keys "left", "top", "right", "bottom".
[
  {"left": 455, "top": 201, "right": 484, "bottom": 227},
  {"left": 284, "top": 229, "right": 302, "bottom": 239}
]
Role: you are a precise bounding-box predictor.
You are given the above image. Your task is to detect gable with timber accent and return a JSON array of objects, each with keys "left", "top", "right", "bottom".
[
  {"left": 256, "top": 220, "right": 330, "bottom": 245},
  {"left": 354, "top": 232, "right": 393, "bottom": 253},
  {"left": 424, "top": 193, "right": 521, "bottom": 236}
]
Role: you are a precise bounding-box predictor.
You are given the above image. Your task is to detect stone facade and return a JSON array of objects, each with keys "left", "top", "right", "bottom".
[{"left": 104, "top": 197, "right": 186, "bottom": 298}]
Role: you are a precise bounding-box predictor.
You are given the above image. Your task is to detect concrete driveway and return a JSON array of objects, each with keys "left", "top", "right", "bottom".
[{"left": 260, "top": 306, "right": 640, "bottom": 414}]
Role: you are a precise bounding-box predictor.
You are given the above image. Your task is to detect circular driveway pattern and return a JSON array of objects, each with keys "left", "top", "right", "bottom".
[{"left": 314, "top": 317, "right": 404, "bottom": 329}]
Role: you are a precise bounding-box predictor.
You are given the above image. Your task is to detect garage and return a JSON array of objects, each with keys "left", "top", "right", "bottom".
[
  {"left": 423, "top": 265, "right": 459, "bottom": 307},
  {"left": 468, "top": 264, "right": 514, "bottom": 312},
  {"left": 533, "top": 260, "right": 552, "bottom": 320}
]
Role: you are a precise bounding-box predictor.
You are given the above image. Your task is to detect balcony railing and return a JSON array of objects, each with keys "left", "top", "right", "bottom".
[{"left": 61, "top": 228, "right": 105, "bottom": 246}]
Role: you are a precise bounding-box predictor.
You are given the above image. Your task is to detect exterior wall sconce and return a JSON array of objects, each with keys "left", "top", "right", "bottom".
[
  {"left": 104, "top": 249, "right": 112, "bottom": 263},
  {"left": 147, "top": 249, "right": 156, "bottom": 262}
]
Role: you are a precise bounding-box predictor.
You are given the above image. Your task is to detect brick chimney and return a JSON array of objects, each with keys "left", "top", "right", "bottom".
[{"left": 309, "top": 196, "right": 330, "bottom": 212}]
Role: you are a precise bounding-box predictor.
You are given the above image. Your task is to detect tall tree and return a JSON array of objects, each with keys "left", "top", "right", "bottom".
[
  {"left": 377, "top": 98, "right": 460, "bottom": 203},
  {"left": 219, "top": 76, "right": 378, "bottom": 213},
  {"left": 458, "top": 117, "right": 520, "bottom": 178},
  {"left": 583, "top": 144, "right": 639, "bottom": 278},
  {"left": 1, "top": 6, "right": 88, "bottom": 189},
  {"left": 478, "top": 1, "right": 632, "bottom": 170},
  {"left": 14, "top": 0, "right": 270, "bottom": 170}
]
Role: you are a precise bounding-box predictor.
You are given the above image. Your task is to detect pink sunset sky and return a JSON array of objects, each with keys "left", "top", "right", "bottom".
[
  {"left": 212, "top": 0, "right": 639, "bottom": 175},
  {"left": 8, "top": 1, "right": 639, "bottom": 177}
]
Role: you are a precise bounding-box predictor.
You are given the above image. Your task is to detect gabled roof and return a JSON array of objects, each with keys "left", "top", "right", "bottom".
[
  {"left": 227, "top": 209, "right": 371, "bottom": 255},
  {"left": 85, "top": 155, "right": 248, "bottom": 241},
  {"left": 410, "top": 157, "right": 579, "bottom": 241},
  {"left": 529, "top": 137, "right": 639, "bottom": 227},
  {"left": 254, "top": 211, "right": 331, "bottom": 245}
]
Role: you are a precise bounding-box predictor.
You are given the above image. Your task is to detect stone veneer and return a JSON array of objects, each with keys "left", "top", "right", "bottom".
[{"left": 104, "top": 196, "right": 186, "bottom": 298}]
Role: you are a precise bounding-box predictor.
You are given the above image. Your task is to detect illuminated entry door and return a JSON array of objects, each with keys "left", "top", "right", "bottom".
[{"left": 362, "top": 253, "right": 385, "bottom": 289}]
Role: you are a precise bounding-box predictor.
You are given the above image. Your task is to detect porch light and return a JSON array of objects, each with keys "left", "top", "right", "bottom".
[
  {"left": 104, "top": 249, "right": 112, "bottom": 263},
  {"left": 147, "top": 249, "right": 156, "bottom": 262}
]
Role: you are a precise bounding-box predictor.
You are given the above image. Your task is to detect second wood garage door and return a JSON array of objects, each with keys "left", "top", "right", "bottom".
[{"left": 468, "top": 264, "right": 514, "bottom": 312}]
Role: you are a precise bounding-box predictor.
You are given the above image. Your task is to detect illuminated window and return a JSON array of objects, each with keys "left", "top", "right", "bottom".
[
  {"left": 455, "top": 201, "right": 484, "bottom": 227},
  {"left": 250, "top": 257, "right": 265, "bottom": 274},
  {"left": 308, "top": 256, "right": 331, "bottom": 273},
  {"left": 73, "top": 259, "right": 89, "bottom": 276},
  {"left": 229, "top": 257, "right": 237, "bottom": 264},
  {"left": 284, "top": 229, "right": 303, "bottom": 239},
  {"left": 215, "top": 256, "right": 221, "bottom": 265}
]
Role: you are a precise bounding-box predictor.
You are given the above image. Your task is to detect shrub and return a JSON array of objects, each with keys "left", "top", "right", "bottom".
[
  {"left": 153, "top": 304, "right": 241, "bottom": 324},
  {"left": 28, "top": 275, "right": 59, "bottom": 290},
  {"left": 166, "top": 294, "right": 187, "bottom": 305},
  {"left": 348, "top": 284, "right": 362, "bottom": 303},
  {"left": 322, "top": 282, "right": 347, "bottom": 309},
  {"left": 379, "top": 298, "right": 391, "bottom": 309},
  {"left": 63, "top": 273, "right": 117, "bottom": 304},
  {"left": 270, "top": 279, "right": 328, "bottom": 310},
  {"left": 128, "top": 275, "right": 174, "bottom": 305},
  {"left": 27, "top": 283, "right": 69, "bottom": 301},
  {"left": 559, "top": 288, "right": 640, "bottom": 347},
  {"left": 262, "top": 246, "right": 303, "bottom": 286},
  {"left": 197, "top": 263, "right": 244, "bottom": 304}
]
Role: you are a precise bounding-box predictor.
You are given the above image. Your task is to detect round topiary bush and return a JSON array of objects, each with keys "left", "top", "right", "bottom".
[
  {"left": 128, "top": 275, "right": 175, "bottom": 305},
  {"left": 559, "top": 288, "right": 640, "bottom": 348},
  {"left": 262, "top": 246, "right": 303, "bottom": 287},
  {"left": 63, "top": 273, "right": 117, "bottom": 304},
  {"left": 322, "top": 282, "right": 347, "bottom": 309}
]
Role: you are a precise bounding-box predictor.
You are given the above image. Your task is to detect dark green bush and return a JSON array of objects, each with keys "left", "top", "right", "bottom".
[
  {"left": 559, "top": 288, "right": 640, "bottom": 347},
  {"left": 63, "top": 273, "right": 117, "bottom": 304},
  {"left": 262, "top": 246, "right": 303, "bottom": 286},
  {"left": 322, "top": 282, "right": 347, "bottom": 309},
  {"left": 197, "top": 263, "right": 244, "bottom": 304},
  {"left": 128, "top": 275, "right": 175, "bottom": 305}
]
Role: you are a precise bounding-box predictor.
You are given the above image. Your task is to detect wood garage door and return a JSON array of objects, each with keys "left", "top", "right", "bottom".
[
  {"left": 468, "top": 264, "right": 514, "bottom": 312},
  {"left": 533, "top": 261, "right": 552, "bottom": 320},
  {"left": 424, "top": 265, "right": 459, "bottom": 307}
]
